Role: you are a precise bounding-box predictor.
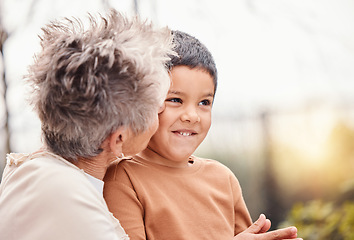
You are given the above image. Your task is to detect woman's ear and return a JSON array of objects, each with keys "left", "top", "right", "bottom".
[{"left": 109, "top": 127, "right": 126, "bottom": 157}]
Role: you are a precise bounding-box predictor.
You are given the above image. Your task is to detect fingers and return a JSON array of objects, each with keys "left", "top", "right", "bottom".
[
  {"left": 241, "top": 214, "right": 302, "bottom": 240},
  {"left": 263, "top": 226, "right": 300, "bottom": 240},
  {"left": 233, "top": 224, "right": 302, "bottom": 240},
  {"left": 259, "top": 219, "right": 271, "bottom": 233},
  {"left": 244, "top": 214, "right": 267, "bottom": 234}
]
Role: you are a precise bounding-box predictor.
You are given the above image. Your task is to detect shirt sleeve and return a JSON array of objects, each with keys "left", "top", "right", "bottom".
[
  {"left": 104, "top": 162, "right": 147, "bottom": 240},
  {"left": 230, "top": 173, "right": 253, "bottom": 235}
]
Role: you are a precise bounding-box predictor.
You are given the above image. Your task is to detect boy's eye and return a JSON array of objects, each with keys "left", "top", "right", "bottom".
[
  {"left": 199, "top": 99, "right": 211, "bottom": 106},
  {"left": 166, "top": 98, "right": 182, "bottom": 104}
]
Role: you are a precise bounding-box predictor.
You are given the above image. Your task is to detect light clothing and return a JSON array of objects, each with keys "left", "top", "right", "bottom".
[
  {"left": 0, "top": 151, "right": 129, "bottom": 240},
  {"left": 104, "top": 155, "right": 252, "bottom": 240},
  {"left": 85, "top": 171, "right": 104, "bottom": 193}
]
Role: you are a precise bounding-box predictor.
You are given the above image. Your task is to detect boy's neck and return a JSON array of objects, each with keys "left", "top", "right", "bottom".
[{"left": 137, "top": 147, "right": 193, "bottom": 168}]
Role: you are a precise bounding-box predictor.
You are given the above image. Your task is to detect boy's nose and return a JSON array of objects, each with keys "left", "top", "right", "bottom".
[{"left": 181, "top": 107, "right": 200, "bottom": 123}]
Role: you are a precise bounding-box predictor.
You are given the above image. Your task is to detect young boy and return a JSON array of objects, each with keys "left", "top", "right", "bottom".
[{"left": 103, "top": 30, "right": 300, "bottom": 240}]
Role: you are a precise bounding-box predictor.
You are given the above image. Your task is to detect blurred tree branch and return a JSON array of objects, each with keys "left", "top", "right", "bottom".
[{"left": 0, "top": 20, "right": 10, "bottom": 155}]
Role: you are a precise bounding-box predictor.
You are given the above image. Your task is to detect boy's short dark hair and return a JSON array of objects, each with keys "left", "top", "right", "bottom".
[{"left": 168, "top": 30, "right": 217, "bottom": 93}]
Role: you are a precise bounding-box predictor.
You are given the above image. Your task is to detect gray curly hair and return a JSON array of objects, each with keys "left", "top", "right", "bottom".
[{"left": 27, "top": 10, "right": 174, "bottom": 161}]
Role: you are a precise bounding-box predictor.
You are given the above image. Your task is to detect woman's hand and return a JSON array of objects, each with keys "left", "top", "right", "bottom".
[{"left": 233, "top": 214, "right": 302, "bottom": 240}]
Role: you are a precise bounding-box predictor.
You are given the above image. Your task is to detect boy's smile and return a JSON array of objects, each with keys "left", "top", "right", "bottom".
[
  {"left": 172, "top": 129, "right": 197, "bottom": 136},
  {"left": 141, "top": 66, "right": 215, "bottom": 167}
]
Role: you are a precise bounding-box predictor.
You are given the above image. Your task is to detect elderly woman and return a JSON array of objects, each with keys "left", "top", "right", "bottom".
[{"left": 0, "top": 10, "right": 173, "bottom": 240}]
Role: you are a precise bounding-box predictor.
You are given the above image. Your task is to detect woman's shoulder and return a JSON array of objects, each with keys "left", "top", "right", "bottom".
[
  {"left": 4, "top": 152, "right": 82, "bottom": 180},
  {"left": 2, "top": 152, "right": 97, "bottom": 208},
  {"left": 28, "top": 154, "right": 85, "bottom": 183}
]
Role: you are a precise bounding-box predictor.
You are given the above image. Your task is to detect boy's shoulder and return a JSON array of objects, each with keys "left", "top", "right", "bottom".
[
  {"left": 105, "top": 156, "right": 151, "bottom": 180},
  {"left": 192, "top": 155, "right": 234, "bottom": 175},
  {"left": 193, "top": 156, "right": 241, "bottom": 186},
  {"left": 105, "top": 157, "right": 135, "bottom": 179},
  {"left": 105, "top": 155, "right": 236, "bottom": 178}
]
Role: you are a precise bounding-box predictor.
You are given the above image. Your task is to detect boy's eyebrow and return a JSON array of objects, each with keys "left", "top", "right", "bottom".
[{"left": 168, "top": 90, "right": 214, "bottom": 98}]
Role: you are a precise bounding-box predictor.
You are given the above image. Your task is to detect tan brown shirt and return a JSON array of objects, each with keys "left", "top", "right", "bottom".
[{"left": 104, "top": 155, "right": 252, "bottom": 240}]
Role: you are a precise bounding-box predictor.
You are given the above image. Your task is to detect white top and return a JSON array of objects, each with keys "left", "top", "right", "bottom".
[
  {"left": 0, "top": 151, "right": 129, "bottom": 240},
  {"left": 84, "top": 171, "right": 104, "bottom": 194}
]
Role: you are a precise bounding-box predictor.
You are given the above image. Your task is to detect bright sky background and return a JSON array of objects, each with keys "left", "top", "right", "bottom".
[
  {"left": 1, "top": 0, "right": 354, "bottom": 154},
  {"left": 1, "top": 1, "right": 354, "bottom": 221}
]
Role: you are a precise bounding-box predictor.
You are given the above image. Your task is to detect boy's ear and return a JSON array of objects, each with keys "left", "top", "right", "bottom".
[{"left": 109, "top": 127, "right": 126, "bottom": 157}]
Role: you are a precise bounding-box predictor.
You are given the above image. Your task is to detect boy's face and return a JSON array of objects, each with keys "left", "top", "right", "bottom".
[{"left": 146, "top": 66, "right": 215, "bottom": 166}]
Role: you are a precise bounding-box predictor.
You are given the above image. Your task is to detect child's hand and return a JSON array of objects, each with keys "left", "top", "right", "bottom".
[{"left": 233, "top": 214, "right": 302, "bottom": 240}]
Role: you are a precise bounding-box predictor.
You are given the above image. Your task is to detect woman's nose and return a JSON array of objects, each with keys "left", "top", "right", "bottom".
[{"left": 158, "top": 103, "right": 166, "bottom": 114}]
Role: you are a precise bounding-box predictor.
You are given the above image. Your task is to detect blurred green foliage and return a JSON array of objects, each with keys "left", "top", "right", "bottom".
[{"left": 279, "top": 200, "right": 354, "bottom": 240}]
